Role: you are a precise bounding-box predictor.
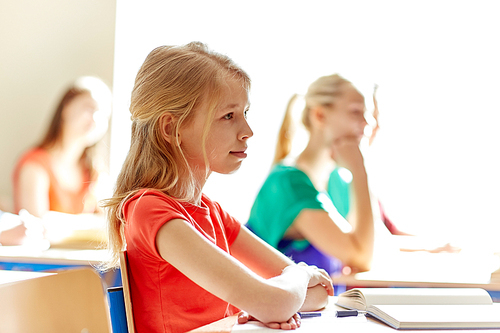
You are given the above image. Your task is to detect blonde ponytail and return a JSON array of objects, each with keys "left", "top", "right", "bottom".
[{"left": 273, "top": 94, "right": 300, "bottom": 165}]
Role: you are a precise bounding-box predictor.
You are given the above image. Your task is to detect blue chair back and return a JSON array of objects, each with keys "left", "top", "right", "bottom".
[{"left": 108, "top": 286, "right": 128, "bottom": 333}]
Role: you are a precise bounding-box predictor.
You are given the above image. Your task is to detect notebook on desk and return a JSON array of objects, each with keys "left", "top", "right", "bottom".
[{"left": 336, "top": 288, "right": 500, "bottom": 330}]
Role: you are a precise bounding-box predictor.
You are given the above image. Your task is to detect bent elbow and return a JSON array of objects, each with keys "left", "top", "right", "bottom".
[
  {"left": 345, "top": 235, "right": 374, "bottom": 272},
  {"left": 251, "top": 288, "right": 304, "bottom": 324},
  {"left": 346, "top": 252, "right": 373, "bottom": 272},
  {"left": 354, "top": 260, "right": 371, "bottom": 273}
]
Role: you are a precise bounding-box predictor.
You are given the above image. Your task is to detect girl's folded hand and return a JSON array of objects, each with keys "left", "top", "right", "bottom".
[
  {"left": 297, "top": 262, "right": 334, "bottom": 296},
  {"left": 238, "top": 311, "right": 302, "bottom": 330}
]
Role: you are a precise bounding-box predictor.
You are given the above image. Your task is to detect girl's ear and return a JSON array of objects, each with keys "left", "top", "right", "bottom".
[
  {"left": 309, "top": 105, "right": 327, "bottom": 127},
  {"left": 159, "top": 113, "right": 180, "bottom": 145}
]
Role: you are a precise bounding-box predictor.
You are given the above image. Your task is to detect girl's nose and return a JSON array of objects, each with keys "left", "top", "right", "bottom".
[
  {"left": 363, "top": 115, "right": 368, "bottom": 126},
  {"left": 240, "top": 121, "right": 253, "bottom": 140}
]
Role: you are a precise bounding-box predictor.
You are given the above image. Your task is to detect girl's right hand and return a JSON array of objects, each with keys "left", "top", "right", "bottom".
[
  {"left": 330, "top": 136, "right": 365, "bottom": 174},
  {"left": 297, "top": 262, "right": 334, "bottom": 296}
]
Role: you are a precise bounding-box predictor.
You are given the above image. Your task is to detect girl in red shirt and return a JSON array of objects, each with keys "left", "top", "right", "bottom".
[
  {"left": 103, "top": 42, "right": 333, "bottom": 333},
  {"left": 13, "top": 76, "right": 112, "bottom": 217}
]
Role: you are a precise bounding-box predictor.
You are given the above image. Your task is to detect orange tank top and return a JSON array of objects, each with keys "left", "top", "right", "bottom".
[{"left": 12, "top": 148, "right": 95, "bottom": 214}]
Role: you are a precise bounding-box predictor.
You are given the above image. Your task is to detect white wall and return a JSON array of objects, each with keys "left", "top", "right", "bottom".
[
  {"left": 0, "top": 0, "right": 116, "bottom": 211},
  {"left": 111, "top": 0, "right": 500, "bottom": 245}
]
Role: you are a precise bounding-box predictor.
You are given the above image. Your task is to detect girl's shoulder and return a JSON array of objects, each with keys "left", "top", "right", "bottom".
[
  {"left": 200, "top": 193, "right": 215, "bottom": 207},
  {"left": 13, "top": 147, "right": 53, "bottom": 182},
  {"left": 268, "top": 163, "right": 311, "bottom": 184},
  {"left": 200, "top": 193, "right": 224, "bottom": 214},
  {"left": 17, "top": 147, "right": 51, "bottom": 167},
  {"left": 125, "top": 189, "right": 184, "bottom": 211},
  {"left": 271, "top": 163, "right": 302, "bottom": 175}
]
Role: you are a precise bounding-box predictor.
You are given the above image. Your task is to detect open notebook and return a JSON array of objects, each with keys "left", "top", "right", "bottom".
[{"left": 336, "top": 288, "right": 500, "bottom": 330}]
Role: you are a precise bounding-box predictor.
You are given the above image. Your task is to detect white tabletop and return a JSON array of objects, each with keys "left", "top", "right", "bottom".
[
  {"left": 231, "top": 298, "right": 500, "bottom": 332},
  {"left": 0, "top": 270, "right": 54, "bottom": 286}
]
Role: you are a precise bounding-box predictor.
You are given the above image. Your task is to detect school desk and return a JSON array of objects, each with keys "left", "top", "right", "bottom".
[
  {"left": 40, "top": 211, "right": 108, "bottom": 249},
  {"left": 0, "top": 246, "right": 120, "bottom": 287},
  {"left": 0, "top": 268, "right": 111, "bottom": 332},
  {"left": 189, "top": 296, "right": 500, "bottom": 333},
  {"left": 331, "top": 249, "right": 500, "bottom": 300},
  {"left": 0, "top": 269, "right": 54, "bottom": 285}
]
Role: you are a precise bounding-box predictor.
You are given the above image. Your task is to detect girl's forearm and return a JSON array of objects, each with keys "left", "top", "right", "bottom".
[
  {"left": 252, "top": 265, "right": 309, "bottom": 323},
  {"left": 230, "top": 228, "right": 331, "bottom": 322},
  {"left": 349, "top": 168, "right": 374, "bottom": 270}
]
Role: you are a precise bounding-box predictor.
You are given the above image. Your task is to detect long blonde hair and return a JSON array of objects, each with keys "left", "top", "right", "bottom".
[
  {"left": 273, "top": 74, "right": 352, "bottom": 164},
  {"left": 102, "top": 42, "right": 250, "bottom": 268}
]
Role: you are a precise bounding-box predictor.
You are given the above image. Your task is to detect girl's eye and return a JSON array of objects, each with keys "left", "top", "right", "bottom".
[
  {"left": 244, "top": 109, "right": 249, "bottom": 119},
  {"left": 224, "top": 113, "right": 234, "bottom": 120}
]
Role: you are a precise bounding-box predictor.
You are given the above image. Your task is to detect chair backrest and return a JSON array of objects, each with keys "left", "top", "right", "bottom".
[
  {"left": 108, "top": 286, "right": 128, "bottom": 333},
  {"left": 0, "top": 268, "right": 110, "bottom": 332},
  {"left": 120, "top": 251, "right": 136, "bottom": 333}
]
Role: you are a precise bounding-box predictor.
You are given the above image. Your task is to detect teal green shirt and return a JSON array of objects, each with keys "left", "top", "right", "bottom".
[{"left": 247, "top": 164, "right": 350, "bottom": 253}]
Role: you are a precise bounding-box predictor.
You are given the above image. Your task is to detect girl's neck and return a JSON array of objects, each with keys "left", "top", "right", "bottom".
[
  {"left": 295, "top": 137, "right": 335, "bottom": 192},
  {"left": 191, "top": 192, "right": 203, "bottom": 207},
  {"left": 48, "top": 136, "right": 87, "bottom": 167},
  {"left": 189, "top": 169, "right": 211, "bottom": 206}
]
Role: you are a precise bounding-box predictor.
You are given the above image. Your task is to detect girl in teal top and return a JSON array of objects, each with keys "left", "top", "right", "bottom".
[{"left": 247, "top": 74, "right": 374, "bottom": 275}]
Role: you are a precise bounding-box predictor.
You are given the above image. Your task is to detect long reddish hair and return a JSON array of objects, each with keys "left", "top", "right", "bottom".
[{"left": 39, "top": 77, "right": 111, "bottom": 179}]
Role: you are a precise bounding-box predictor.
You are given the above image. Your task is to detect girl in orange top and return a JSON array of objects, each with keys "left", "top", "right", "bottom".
[
  {"left": 103, "top": 42, "right": 333, "bottom": 333},
  {"left": 13, "top": 76, "right": 112, "bottom": 217}
]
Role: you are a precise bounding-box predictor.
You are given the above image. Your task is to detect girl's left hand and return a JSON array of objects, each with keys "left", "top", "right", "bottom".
[
  {"left": 238, "top": 311, "right": 301, "bottom": 330},
  {"left": 296, "top": 262, "right": 334, "bottom": 296}
]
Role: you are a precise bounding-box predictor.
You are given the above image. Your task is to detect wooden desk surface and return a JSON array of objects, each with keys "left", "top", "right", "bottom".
[{"left": 0, "top": 268, "right": 111, "bottom": 332}]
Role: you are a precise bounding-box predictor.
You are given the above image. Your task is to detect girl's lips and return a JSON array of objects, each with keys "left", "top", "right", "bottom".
[{"left": 230, "top": 151, "right": 247, "bottom": 158}]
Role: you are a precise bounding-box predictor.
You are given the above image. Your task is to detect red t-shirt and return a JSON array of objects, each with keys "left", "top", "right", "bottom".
[
  {"left": 123, "top": 189, "right": 242, "bottom": 333},
  {"left": 12, "top": 148, "right": 94, "bottom": 214}
]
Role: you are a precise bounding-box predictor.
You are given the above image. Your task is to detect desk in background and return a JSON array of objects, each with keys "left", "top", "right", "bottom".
[
  {"left": 332, "top": 250, "right": 500, "bottom": 301},
  {"left": 0, "top": 269, "right": 54, "bottom": 285},
  {"left": 0, "top": 246, "right": 120, "bottom": 287}
]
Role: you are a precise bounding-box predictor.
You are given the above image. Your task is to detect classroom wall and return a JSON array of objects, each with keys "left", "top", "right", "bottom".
[{"left": 0, "top": 0, "right": 117, "bottom": 212}]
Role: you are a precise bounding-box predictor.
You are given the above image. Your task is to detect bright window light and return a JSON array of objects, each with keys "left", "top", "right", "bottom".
[{"left": 111, "top": 0, "right": 500, "bottom": 247}]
